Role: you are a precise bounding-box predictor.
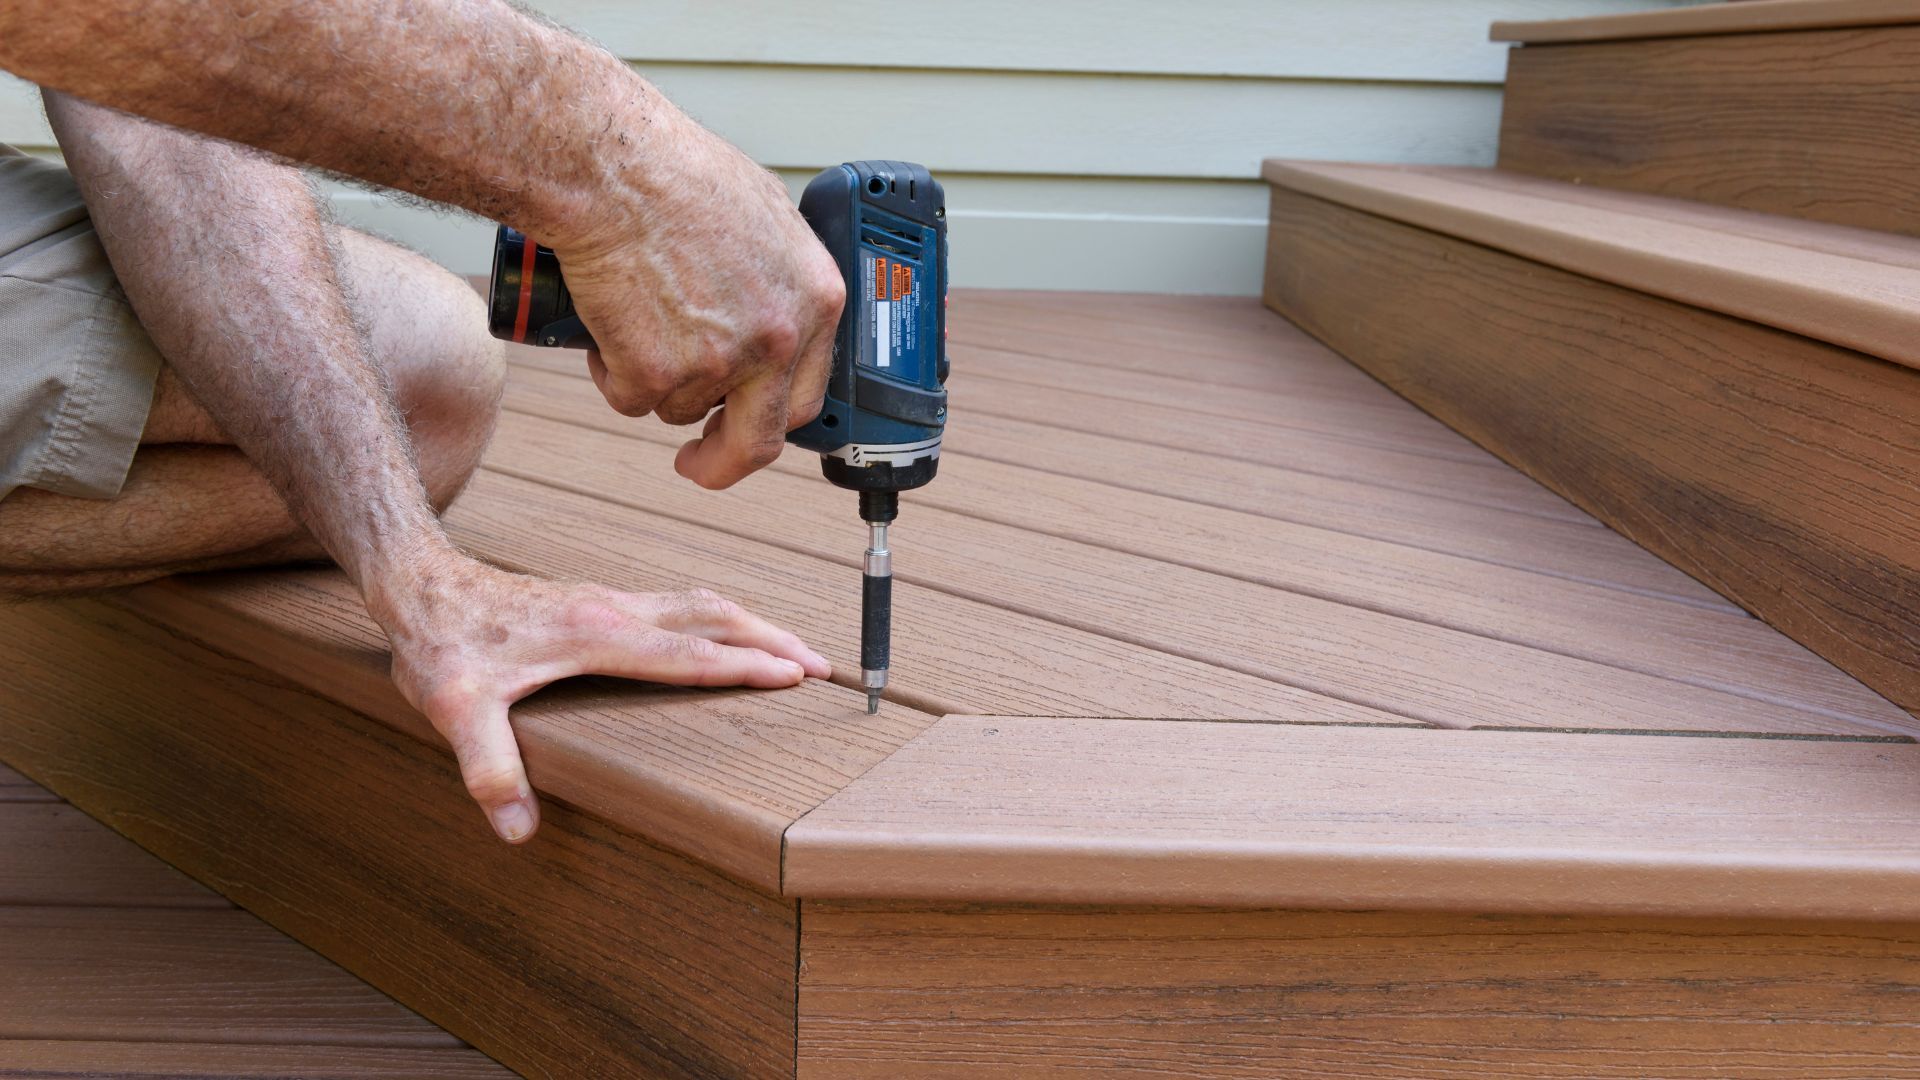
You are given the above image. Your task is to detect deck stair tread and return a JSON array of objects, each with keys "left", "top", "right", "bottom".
[
  {"left": 785, "top": 716, "right": 1920, "bottom": 918},
  {"left": 1262, "top": 160, "right": 1920, "bottom": 374},
  {"left": 1493, "top": 0, "right": 1920, "bottom": 44}
]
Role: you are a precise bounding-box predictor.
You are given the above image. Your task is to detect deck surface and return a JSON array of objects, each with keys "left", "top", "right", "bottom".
[
  {"left": 0, "top": 765, "right": 512, "bottom": 1078},
  {"left": 8, "top": 289, "right": 1919, "bottom": 968},
  {"left": 501, "top": 290, "right": 1909, "bottom": 734}
]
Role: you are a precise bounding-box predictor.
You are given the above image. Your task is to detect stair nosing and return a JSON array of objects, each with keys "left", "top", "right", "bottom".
[{"left": 1262, "top": 159, "right": 1920, "bottom": 374}]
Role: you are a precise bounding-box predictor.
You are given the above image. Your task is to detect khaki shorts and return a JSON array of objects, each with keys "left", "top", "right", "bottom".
[{"left": 0, "top": 143, "right": 161, "bottom": 503}]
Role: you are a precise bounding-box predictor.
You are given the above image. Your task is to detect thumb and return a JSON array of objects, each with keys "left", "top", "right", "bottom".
[{"left": 425, "top": 686, "right": 540, "bottom": 844}]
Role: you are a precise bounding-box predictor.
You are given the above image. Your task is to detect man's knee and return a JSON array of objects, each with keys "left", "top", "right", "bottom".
[{"left": 333, "top": 227, "right": 504, "bottom": 506}]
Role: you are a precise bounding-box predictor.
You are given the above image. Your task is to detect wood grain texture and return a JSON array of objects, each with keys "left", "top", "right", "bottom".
[
  {"left": 117, "top": 569, "right": 936, "bottom": 894},
  {"left": 951, "top": 368, "right": 1594, "bottom": 523},
  {"left": 0, "top": 802, "right": 228, "bottom": 908},
  {"left": 0, "top": 908, "right": 459, "bottom": 1047},
  {"left": 786, "top": 717, "right": 1920, "bottom": 916},
  {"left": 0, "top": 1043, "right": 512, "bottom": 1078},
  {"left": 1494, "top": 0, "right": 1920, "bottom": 42},
  {"left": 502, "top": 363, "right": 1898, "bottom": 728},
  {"left": 0, "top": 762, "right": 55, "bottom": 802},
  {"left": 0, "top": 598, "right": 798, "bottom": 1079},
  {"left": 1263, "top": 185, "right": 1920, "bottom": 722},
  {"left": 483, "top": 408, "right": 1904, "bottom": 737},
  {"left": 506, "top": 353, "right": 1731, "bottom": 610},
  {"left": 1263, "top": 161, "right": 1920, "bottom": 373},
  {"left": 955, "top": 339, "right": 1508, "bottom": 467},
  {"left": 1499, "top": 25, "right": 1920, "bottom": 237},
  {"left": 446, "top": 466, "right": 1365, "bottom": 725},
  {"left": 799, "top": 903, "right": 1920, "bottom": 1079}
]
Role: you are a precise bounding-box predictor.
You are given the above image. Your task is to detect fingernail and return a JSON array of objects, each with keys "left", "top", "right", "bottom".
[
  {"left": 783, "top": 659, "right": 806, "bottom": 681},
  {"left": 806, "top": 649, "right": 831, "bottom": 673},
  {"left": 490, "top": 799, "right": 535, "bottom": 843}
]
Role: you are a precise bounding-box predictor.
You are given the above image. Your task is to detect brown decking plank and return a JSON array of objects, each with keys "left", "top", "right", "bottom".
[
  {"left": 785, "top": 717, "right": 1920, "bottom": 916},
  {"left": 499, "top": 372, "right": 1837, "bottom": 711},
  {"left": 800, "top": 903, "right": 1920, "bottom": 1078},
  {"left": 0, "top": 1043, "right": 512, "bottom": 1078},
  {"left": 1263, "top": 161, "right": 1920, "bottom": 373},
  {"left": 949, "top": 291, "right": 1388, "bottom": 393},
  {"left": 117, "top": 571, "right": 937, "bottom": 893},
  {"left": 1498, "top": 25, "right": 1920, "bottom": 239},
  {"left": 0, "top": 907, "right": 460, "bottom": 1046},
  {"left": 0, "top": 598, "right": 798, "bottom": 1078},
  {"left": 952, "top": 370, "right": 1595, "bottom": 524},
  {"left": 444, "top": 468, "right": 1372, "bottom": 724},
  {"left": 507, "top": 347, "right": 1586, "bottom": 525},
  {"left": 1493, "top": 0, "right": 1920, "bottom": 43},
  {"left": 1263, "top": 182, "right": 1920, "bottom": 721},
  {"left": 506, "top": 360, "right": 1733, "bottom": 610},
  {"left": 0, "top": 802, "right": 229, "bottom": 908},
  {"left": 484, "top": 410, "right": 1901, "bottom": 736},
  {"left": 956, "top": 341, "right": 1508, "bottom": 469}
]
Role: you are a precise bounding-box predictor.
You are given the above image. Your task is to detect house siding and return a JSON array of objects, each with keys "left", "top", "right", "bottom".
[{"left": 0, "top": 0, "right": 1698, "bottom": 293}]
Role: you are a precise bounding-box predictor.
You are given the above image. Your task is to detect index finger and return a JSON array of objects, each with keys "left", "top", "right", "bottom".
[{"left": 673, "top": 372, "right": 791, "bottom": 489}]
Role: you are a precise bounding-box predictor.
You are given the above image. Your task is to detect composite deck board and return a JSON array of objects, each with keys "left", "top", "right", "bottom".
[
  {"left": 1262, "top": 182, "right": 1920, "bottom": 719},
  {"left": 507, "top": 361, "right": 1734, "bottom": 609},
  {"left": 956, "top": 342, "right": 1511, "bottom": 469},
  {"left": 444, "top": 471, "right": 1362, "bottom": 723},
  {"left": 0, "top": 599, "right": 794, "bottom": 1078},
  {"left": 800, "top": 903, "right": 1920, "bottom": 1079},
  {"left": 0, "top": 908, "right": 463, "bottom": 1046},
  {"left": 0, "top": 802, "right": 227, "bottom": 908},
  {"left": 0, "top": 764, "right": 505, "bottom": 1076},
  {"left": 1263, "top": 161, "right": 1920, "bottom": 374},
  {"left": 500, "top": 373, "right": 1890, "bottom": 724},
  {"left": 785, "top": 716, "right": 1920, "bottom": 917},
  {"left": 1492, "top": 0, "right": 1920, "bottom": 43},
  {"left": 119, "top": 570, "right": 939, "bottom": 892},
  {"left": 0, "top": 1043, "right": 514, "bottom": 1079},
  {"left": 1497, "top": 22, "right": 1920, "bottom": 238},
  {"left": 952, "top": 370, "right": 1594, "bottom": 523},
  {"left": 489, "top": 397, "right": 1903, "bottom": 735}
]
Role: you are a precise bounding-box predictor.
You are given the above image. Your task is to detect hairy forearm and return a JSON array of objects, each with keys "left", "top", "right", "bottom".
[
  {"left": 4, "top": 1, "right": 676, "bottom": 248},
  {"left": 46, "top": 93, "right": 454, "bottom": 592}
]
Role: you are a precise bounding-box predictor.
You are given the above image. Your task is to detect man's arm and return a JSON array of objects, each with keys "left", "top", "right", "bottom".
[
  {"left": 46, "top": 93, "right": 831, "bottom": 843},
  {"left": 2, "top": 0, "right": 843, "bottom": 488}
]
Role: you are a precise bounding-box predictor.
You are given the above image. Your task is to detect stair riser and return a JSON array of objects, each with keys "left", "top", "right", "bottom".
[
  {"left": 1499, "top": 25, "right": 1920, "bottom": 237},
  {"left": 1263, "top": 187, "right": 1920, "bottom": 719}
]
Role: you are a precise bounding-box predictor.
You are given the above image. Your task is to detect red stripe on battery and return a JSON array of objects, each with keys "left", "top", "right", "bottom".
[{"left": 512, "top": 238, "right": 537, "bottom": 343}]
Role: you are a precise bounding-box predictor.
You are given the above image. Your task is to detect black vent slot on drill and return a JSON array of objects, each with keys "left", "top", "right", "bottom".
[{"left": 862, "top": 223, "right": 923, "bottom": 259}]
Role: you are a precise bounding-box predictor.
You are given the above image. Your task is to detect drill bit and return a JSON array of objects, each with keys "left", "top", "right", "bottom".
[{"left": 860, "top": 499, "right": 894, "bottom": 714}]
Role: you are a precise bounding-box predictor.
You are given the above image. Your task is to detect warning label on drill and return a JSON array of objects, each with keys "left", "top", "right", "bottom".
[{"left": 863, "top": 252, "right": 919, "bottom": 370}]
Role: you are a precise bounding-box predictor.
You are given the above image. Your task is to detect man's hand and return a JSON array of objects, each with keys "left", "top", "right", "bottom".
[
  {"left": 373, "top": 554, "right": 832, "bottom": 843},
  {"left": 559, "top": 118, "right": 845, "bottom": 490}
]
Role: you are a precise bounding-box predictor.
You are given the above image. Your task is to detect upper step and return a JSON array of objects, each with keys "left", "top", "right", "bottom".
[
  {"left": 1492, "top": 2, "right": 1920, "bottom": 237},
  {"left": 1493, "top": 0, "right": 1920, "bottom": 44},
  {"left": 1260, "top": 160, "right": 1920, "bottom": 373}
]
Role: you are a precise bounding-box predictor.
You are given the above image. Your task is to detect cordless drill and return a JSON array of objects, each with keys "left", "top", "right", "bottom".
[{"left": 486, "top": 160, "right": 949, "bottom": 714}]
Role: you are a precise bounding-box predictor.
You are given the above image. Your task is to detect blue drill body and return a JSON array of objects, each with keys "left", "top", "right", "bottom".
[{"left": 485, "top": 160, "right": 949, "bottom": 714}]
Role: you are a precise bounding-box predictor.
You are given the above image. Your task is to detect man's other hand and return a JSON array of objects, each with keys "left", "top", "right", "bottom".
[
  {"left": 372, "top": 554, "right": 832, "bottom": 843},
  {"left": 554, "top": 118, "right": 845, "bottom": 491}
]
